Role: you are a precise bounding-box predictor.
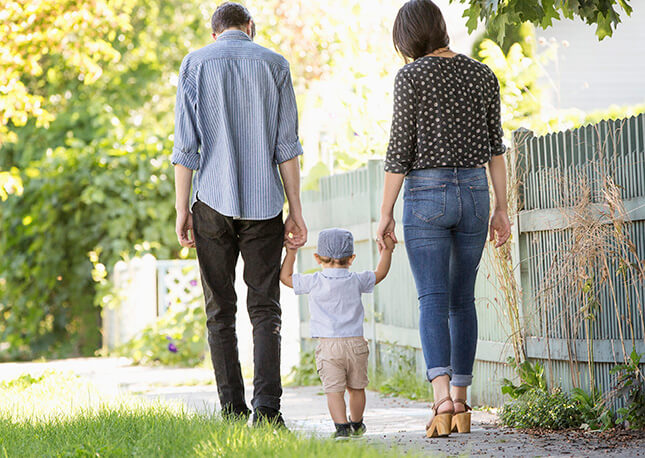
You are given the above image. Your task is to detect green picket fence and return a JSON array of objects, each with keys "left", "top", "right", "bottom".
[{"left": 297, "top": 113, "right": 645, "bottom": 407}]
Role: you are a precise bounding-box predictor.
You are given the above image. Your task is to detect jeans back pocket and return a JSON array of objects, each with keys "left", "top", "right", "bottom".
[
  {"left": 409, "top": 184, "right": 447, "bottom": 223},
  {"left": 468, "top": 184, "right": 490, "bottom": 223}
]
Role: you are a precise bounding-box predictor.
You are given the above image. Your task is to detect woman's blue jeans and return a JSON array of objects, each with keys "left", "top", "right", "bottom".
[{"left": 403, "top": 167, "right": 489, "bottom": 387}]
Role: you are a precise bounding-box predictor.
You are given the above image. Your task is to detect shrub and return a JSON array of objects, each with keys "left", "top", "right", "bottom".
[
  {"left": 501, "top": 357, "right": 614, "bottom": 430},
  {"left": 112, "top": 301, "right": 206, "bottom": 367},
  {"left": 500, "top": 387, "right": 583, "bottom": 430},
  {"left": 611, "top": 350, "right": 645, "bottom": 430},
  {"left": 370, "top": 344, "right": 432, "bottom": 401},
  {"left": 501, "top": 357, "right": 547, "bottom": 399},
  {"left": 286, "top": 350, "right": 321, "bottom": 387},
  {"left": 571, "top": 387, "right": 614, "bottom": 430},
  {"left": 0, "top": 137, "right": 178, "bottom": 360}
]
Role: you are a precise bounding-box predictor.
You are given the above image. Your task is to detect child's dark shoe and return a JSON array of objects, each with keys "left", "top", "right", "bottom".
[
  {"left": 350, "top": 418, "right": 366, "bottom": 436},
  {"left": 333, "top": 422, "right": 352, "bottom": 439}
]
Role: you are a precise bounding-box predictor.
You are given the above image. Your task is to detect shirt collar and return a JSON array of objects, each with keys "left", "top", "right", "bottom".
[
  {"left": 321, "top": 268, "right": 351, "bottom": 278},
  {"left": 216, "top": 30, "right": 251, "bottom": 42}
]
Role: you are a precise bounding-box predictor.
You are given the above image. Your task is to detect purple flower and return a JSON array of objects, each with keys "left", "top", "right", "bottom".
[
  {"left": 189, "top": 279, "right": 198, "bottom": 287},
  {"left": 168, "top": 343, "right": 178, "bottom": 353},
  {"left": 165, "top": 335, "right": 172, "bottom": 340}
]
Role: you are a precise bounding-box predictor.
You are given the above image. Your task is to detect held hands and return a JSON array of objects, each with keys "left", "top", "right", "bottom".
[
  {"left": 176, "top": 209, "right": 196, "bottom": 248},
  {"left": 381, "top": 232, "right": 396, "bottom": 253},
  {"left": 489, "top": 208, "right": 511, "bottom": 248},
  {"left": 284, "top": 212, "right": 307, "bottom": 249},
  {"left": 376, "top": 214, "right": 398, "bottom": 253}
]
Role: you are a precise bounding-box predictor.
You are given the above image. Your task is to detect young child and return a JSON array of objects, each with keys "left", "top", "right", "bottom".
[{"left": 280, "top": 227, "right": 395, "bottom": 438}]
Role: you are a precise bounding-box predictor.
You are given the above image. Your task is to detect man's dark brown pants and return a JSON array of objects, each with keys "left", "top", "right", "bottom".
[{"left": 192, "top": 200, "right": 284, "bottom": 412}]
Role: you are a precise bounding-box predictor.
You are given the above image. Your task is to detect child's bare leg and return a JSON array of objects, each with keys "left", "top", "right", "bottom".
[
  {"left": 347, "top": 387, "right": 366, "bottom": 422},
  {"left": 326, "top": 391, "right": 348, "bottom": 423}
]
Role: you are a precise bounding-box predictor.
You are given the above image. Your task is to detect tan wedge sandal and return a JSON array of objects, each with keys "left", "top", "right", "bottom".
[
  {"left": 425, "top": 396, "right": 454, "bottom": 438},
  {"left": 451, "top": 398, "right": 472, "bottom": 433}
]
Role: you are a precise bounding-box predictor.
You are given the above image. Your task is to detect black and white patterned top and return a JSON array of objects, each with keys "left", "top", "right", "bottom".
[{"left": 384, "top": 54, "right": 505, "bottom": 174}]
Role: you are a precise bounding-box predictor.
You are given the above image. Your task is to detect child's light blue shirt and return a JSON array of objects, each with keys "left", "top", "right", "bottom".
[{"left": 292, "top": 268, "right": 376, "bottom": 338}]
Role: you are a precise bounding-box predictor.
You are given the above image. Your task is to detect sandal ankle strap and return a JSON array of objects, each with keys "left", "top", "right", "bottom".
[
  {"left": 431, "top": 395, "right": 453, "bottom": 414},
  {"left": 453, "top": 398, "right": 472, "bottom": 411}
]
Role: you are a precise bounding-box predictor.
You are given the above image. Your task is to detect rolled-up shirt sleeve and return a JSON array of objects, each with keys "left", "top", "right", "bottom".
[
  {"left": 486, "top": 69, "right": 506, "bottom": 157},
  {"left": 171, "top": 59, "right": 201, "bottom": 170},
  {"left": 274, "top": 66, "right": 304, "bottom": 164},
  {"left": 384, "top": 69, "right": 417, "bottom": 174}
]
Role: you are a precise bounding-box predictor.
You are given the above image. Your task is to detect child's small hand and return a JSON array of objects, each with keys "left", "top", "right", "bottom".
[
  {"left": 382, "top": 233, "right": 395, "bottom": 252},
  {"left": 284, "top": 241, "right": 299, "bottom": 252}
]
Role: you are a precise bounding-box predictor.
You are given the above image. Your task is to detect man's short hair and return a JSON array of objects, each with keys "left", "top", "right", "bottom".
[{"left": 211, "top": 2, "right": 252, "bottom": 34}]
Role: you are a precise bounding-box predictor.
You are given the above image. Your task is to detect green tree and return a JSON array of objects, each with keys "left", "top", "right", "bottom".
[
  {"left": 0, "top": 0, "right": 213, "bottom": 359},
  {"left": 1, "top": 0, "right": 397, "bottom": 359},
  {"left": 0, "top": 0, "right": 134, "bottom": 145},
  {"left": 452, "top": 0, "right": 633, "bottom": 41}
]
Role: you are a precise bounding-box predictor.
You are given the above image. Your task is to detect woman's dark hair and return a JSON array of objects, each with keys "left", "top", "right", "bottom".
[
  {"left": 211, "top": 2, "right": 252, "bottom": 34},
  {"left": 393, "top": 0, "right": 450, "bottom": 62}
]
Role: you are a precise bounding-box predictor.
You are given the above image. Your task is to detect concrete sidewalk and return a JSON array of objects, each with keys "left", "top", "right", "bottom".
[{"left": 2, "top": 357, "right": 643, "bottom": 457}]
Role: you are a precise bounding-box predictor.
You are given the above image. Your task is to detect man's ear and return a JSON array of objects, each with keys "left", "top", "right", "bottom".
[
  {"left": 348, "top": 254, "right": 357, "bottom": 265},
  {"left": 314, "top": 253, "right": 321, "bottom": 264},
  {"left": 212, "top": 32, "right": 217, "bottom": 41},
  {"left": 247, "top": 20, "right": 255, "bottom": 39}
]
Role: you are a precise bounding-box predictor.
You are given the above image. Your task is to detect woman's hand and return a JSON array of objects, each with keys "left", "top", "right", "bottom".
[
  {"left": 376, "top": 214, "right": 397, "bottom": 253},
  {"left": 377, "top": 172, "right": 405, "bottom": 252},
  {"left": 489, "top": 208, "right": 511, "bottom": 248}
]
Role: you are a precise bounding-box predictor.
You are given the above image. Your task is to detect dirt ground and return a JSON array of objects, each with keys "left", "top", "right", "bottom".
[{"left": 2, "top": 357, "right": 643, "bottom": 457}]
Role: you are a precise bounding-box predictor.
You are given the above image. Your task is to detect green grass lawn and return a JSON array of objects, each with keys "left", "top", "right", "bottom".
[{"left": 0, "top": 372, "right": 411, "bottom": 457}]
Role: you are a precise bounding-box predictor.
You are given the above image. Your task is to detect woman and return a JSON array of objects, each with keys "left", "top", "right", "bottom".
[{"left": 376, "top": 0, "right": 511, "bottom": 438}]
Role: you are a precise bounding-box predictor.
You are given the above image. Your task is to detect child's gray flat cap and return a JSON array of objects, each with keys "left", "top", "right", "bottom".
[{"left": 316, "top": 228, "right": 354, "bottom": 259}]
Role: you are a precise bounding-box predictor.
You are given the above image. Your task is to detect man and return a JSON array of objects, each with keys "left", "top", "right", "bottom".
[{"left": 171, "top": 2, "right": 307, "bottom": 426}]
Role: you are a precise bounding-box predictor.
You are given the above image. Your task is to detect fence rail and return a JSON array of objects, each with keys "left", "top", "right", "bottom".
[{"left": 297, "top": 113, "right": 645, "bottom": 407}]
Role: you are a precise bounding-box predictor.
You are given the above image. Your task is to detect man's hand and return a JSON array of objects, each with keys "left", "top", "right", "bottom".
[
  {"left": 284, "top": 212, "right": 307, "bottom": 249},
  {"left": 489, "top": 208, "right": 511, "bottom": 248},
  {"left": 176, "top": 209, "right": 195, "bottom": 248}
]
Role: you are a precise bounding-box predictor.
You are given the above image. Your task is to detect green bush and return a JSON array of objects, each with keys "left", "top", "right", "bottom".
[
  {"left": 501, "top": 357, "right": 614, "bottom": 431},
  {"left": 370, "top": 344, "right": 432, "bottom": 402},
  {"left": 571, "top": 387, "right": 614, "bottom": 430},
  {"left": 611, "top": 350, "right": 645, "bottom": 430},
  {"left": 0, "top": 372, "right": 47, "bottom": 390},
  {"left": 0, "top": 134, "right": 178, "bottom": 360},
  {"left": 500, "top": 387, "right": 583, "bottom": 430},
  {"left": 0, "top": 0, "right": 208, "bottom": 360},
  {"left": 113, "top": 301, "right": 206, "bottom": 367},
  {"left": 286, "top": 350, "right": 321, "bottom": 387},
  {"left": 501, "top": 357, "right": 547, "bottom": 399}
]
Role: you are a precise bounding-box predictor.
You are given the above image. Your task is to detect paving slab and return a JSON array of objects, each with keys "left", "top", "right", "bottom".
[{"left": 2, "top": 358, "right": 643, "bottom": 457}]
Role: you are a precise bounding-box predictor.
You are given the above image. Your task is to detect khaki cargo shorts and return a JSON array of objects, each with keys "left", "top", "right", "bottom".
[{"left": 315, "top": 337, "right": 369, "bottom": 393}]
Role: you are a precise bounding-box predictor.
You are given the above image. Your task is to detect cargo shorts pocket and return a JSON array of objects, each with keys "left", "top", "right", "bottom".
[{"left": 352, "top": 341, "right": 369, "bottom": 355}]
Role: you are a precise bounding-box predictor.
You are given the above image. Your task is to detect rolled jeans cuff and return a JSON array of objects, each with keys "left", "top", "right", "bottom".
[
  {"left": 426, "top": 366, "right": 452, "bottom": 382},
  {"left": 451, "top": 374, "right": 473, "bottom": 387}
]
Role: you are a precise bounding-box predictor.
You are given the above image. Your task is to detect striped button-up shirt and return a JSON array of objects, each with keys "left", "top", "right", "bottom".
[{"left": 171, "top": 30, "right": 303, "bottom": 220}]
